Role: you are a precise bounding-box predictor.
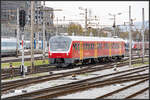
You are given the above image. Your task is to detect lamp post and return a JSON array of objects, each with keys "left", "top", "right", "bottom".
[
  {"left": 108, "top": 12, "right": 122, "bottom": 36},
  {"left": 79, "top": 7, "right": 88, "bottom": 36}
]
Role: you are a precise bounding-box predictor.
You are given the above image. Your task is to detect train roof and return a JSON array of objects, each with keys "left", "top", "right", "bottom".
[
  {"left": 50, "top": 36, "right": 125, "bottom": 42},
  {"left": 1, "top": 37, "right": 17, "bottom": 42}
]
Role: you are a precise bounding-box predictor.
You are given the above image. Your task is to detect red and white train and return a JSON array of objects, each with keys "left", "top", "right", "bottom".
[{"left": 48, "top": 36, "right": 125, "bottom": 67}]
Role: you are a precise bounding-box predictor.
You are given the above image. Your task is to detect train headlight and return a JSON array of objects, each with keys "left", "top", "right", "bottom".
[
  {"left": 50, "top": 53, "right": 52, "bottom": 56},
  {"left": 67, "top": 53, "right": 69, "bottom": 56}
]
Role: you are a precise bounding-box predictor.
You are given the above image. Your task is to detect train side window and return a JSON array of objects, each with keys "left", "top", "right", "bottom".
[
  {"left": 114, "top": 43, "right": 116, "bottom": 49},
  {"left": 99, "top": 43, "right": 102, "bottom": 49},
  {"left": 112, "top": 43, "right": 114, "bottom": 49},
  {"left": 104, "top": 43, "right": 107, "bottom": 49},
  {"left": 86, "top": 43, "right": 88, "bottom": 49},
  {"left": 112, "top": 43, "right": 115, "bottom": 49},
  {"left": 84, "top": 43, "right": 86, "bottom": 49},
  {"left": 78, "top": 43, "right": 80, "bottom": 51},
  {"left": 93, "top": 44, "right": 95, "bottom": 49},
  {"left": 97, "top": 43, "right": 99, "bottom": 49},
  {"left": 73, "top": 43, "right": 76, "bottom": 50},
  {"left": 117, "top": 43, "right": 119, "bottom": 49},
  {"left": 88, "top": 43, "right": 89, "bottom": 49},
  {"left": 91, "top": 44, "right": 93, "bottom": 49}
]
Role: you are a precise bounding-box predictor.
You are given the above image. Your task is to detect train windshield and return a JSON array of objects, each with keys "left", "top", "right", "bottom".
[{"left": 50, "top": 36, "right": 72, "bottom": 51}]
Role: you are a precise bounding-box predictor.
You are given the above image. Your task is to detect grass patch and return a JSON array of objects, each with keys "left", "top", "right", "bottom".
[
  {"left": 30, "top": 72, "right": 48, "bottom": 77},
  {"left": 133, "top": 61, "right": 149, "bottom": 67},
  {"left": 1, "top": 59, "right": 49, "bottom": 69},
  {"left": 3, "top": 72, "right": 49, "bottom": 81},
  {"left": 80, "top": 73, "right": 89, "bottom": 76},
  {"left": 4, "top": 76, "right": 23, "bottom": 81}
]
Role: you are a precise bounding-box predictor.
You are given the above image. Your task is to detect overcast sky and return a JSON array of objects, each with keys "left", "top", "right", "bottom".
[{"left": 44, "top": 1, "right": 149, "bottom": 27}]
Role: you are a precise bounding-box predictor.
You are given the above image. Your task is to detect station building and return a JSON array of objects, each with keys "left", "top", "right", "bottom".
[{"left": 1, "top": 1, "right": 54, "bottom": 41}]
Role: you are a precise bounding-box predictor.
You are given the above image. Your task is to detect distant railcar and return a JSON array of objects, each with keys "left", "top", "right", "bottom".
[
  {"left": 20, "top": 40, "right": 48, "bottom": 52},
  {"left": 133, "top": 41, "right": 149, "bottom": 50},
  {"left": 1, "top": 38, "right": 17, "bottom": 56},
  {"left": 48, "top": 36, "right": 125, "bottom": 67}
]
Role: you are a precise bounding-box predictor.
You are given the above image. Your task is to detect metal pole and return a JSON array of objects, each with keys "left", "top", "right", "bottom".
[
  {"left": 22, "top": 34, "right": 25, "bottom": 77},
  {"left": 36, "top": 7, "right": 39, "bottom": 50},
  {"left": 43, "top": 1, "right": 46, "bottom": 63},
  {"left": 129, "top": 5, "right": 132, "bottom": 67},
  {"left": 85, "top": 8, "right": 87, "bottom": 36},
  {"left": 31, "top": 1, "right": 34, "bottom": 73},
  {"left": 56, "top": 17, "right": 58, "bottom": 36},
  {"left": 114, "top": 15, "right": 116, "bottom": 36},
  {"left": 142, "top": 8, "right": 145, "bottom": 63},
  {"left": 16, "top": 8, "right": 20, "bottom": 57}
]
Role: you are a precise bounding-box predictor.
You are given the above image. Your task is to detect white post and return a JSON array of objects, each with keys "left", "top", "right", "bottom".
[
  {"left": 31, "top": 1, "right": 34, "bottom": 73},
  {"left": 85, "top": 8, "right": 87, "bottom": 36},
  {"left": 129, "top": 5, "right": 132, "bottom": 67},
  {"left": 142, "top": 8, "right": 145, "bottom": 63},
  {"left": 17, "top": 8, "right": 20, "bottom": 56}
]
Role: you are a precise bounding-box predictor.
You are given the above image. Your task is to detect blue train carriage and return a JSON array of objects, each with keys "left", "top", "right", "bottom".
[{"left": 1, "top": 37, "right": 17, "bottom": 56}]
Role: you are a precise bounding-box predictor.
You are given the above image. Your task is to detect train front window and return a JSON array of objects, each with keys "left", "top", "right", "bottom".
[{"left": 50, "top": 37, "right": 72, "bottom": 51}]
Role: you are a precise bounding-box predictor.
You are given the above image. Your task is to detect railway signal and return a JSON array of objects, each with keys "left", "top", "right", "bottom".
[
  {"left": 19, "top": 9, "right": 26, "bottom": 77},
  {"left": 19, "top": 10, "right": 26, "bottom": 28}
]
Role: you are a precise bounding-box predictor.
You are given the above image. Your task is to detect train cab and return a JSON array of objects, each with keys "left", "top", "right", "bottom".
[{"left": 49, "top": 36, "right": 73, "bottom": 67}]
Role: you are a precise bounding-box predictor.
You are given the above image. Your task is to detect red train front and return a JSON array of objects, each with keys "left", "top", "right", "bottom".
[{"left": 49, "top": 36, "right": 125, "bottom": 68}]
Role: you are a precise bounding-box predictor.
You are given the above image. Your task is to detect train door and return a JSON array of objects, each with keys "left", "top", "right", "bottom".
[
  {"left": 94, "top": 42, "right": 98, "bottom": 58},
  {"left": 119, "top": 42, "right": 122, "bottom": 55},
  {"left": 80, "top": 41, "right": 83, "bottom": 60}
]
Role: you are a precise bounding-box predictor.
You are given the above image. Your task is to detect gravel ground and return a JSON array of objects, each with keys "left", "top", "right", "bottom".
[
  {"left": 104, "top": 80, "right": 149, "bottom": 99},
  {"left": 132, "top": 90, "right": 149, "bottom": 99},
  {"left": 55, "top": 68, "right": 149, "bottom": 99},
  {"left": 56, "top": 80, "right": 141, "bottom": 99},
  {"left": 2, "top": 64, "right": 148, "bottom": 99}
]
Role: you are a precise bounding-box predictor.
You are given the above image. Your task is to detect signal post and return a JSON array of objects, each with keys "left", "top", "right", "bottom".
[{"left": 19, "top": 9, "right": 26, "bottom": 77}]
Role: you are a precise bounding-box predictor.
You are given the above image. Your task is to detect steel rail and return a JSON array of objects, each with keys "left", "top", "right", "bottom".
[
  {"left": 95, "top": 78, "right": 149, "bottom": 99},
  {"left": 1, "top": 61, "right": 148, "bottom": 93},
  {"left": 3, "top": 66, "right": 148, "bottom": 99},
  {"left": 125, "top": 87, "right": 149, "bottom": 99}
]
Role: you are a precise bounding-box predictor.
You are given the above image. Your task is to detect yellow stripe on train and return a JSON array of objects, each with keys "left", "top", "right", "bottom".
[
  {"left": 80, "top": 42, "right": 83, "bottom": 60},
  {"left": 94, "top": 42, "right": 98, "bottom": 58}
]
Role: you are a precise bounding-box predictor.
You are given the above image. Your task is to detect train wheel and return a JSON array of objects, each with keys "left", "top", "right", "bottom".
[
  {"left": 91, "top": 58, "right": 96, "bottom": 64},
  {"left": 68, "top": 64, "right": 74, "bottom": 69}
]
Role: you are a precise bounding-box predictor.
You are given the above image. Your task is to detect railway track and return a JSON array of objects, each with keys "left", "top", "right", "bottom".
[
  {"left": 95, "top": 78, "right": 149, "bottom": 99},
  {"left": 125, "top": 87, "right": 149, "bottom": 99},
  {"left": 1, "top": 55, "right": 148, "bottom": 80},
  {"left": 3, "top": 64, "right": 148, "bottom": 99},
  {"left": 1, "top": 58, "right": 148, "bottom": 93},
  {"left": 2, "top": 58, "right": 148, "bottom": 90},
  {"left": 1, "top": 55, "right": 48, "bottom": 63},
  {"left": 1, "top": 64, "right": 51, "bottom": 79}
]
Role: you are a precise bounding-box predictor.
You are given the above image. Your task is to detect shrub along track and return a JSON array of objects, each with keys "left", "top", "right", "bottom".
[{"left": 3, "top": 64, "right": 148, "bottom": 99}]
